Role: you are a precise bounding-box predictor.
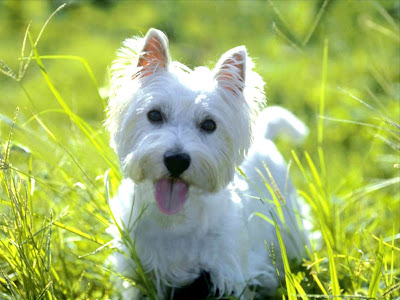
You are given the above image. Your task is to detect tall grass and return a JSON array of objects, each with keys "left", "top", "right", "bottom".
[
  {"left": 1, "top": 2, "right": 399, "bottom": 300},
  {"left": 1, "top": 6, "right": 116, "bottom": 299}
]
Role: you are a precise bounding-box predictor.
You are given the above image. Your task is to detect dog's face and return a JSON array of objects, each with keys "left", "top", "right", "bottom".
[{"left": 107, "top": 29, "right": 264, "bottom": 215}]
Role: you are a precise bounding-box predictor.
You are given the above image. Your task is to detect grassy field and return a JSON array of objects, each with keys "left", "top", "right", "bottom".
[{"left": 0, "top": 1, "right": 399, "bottom": 299}]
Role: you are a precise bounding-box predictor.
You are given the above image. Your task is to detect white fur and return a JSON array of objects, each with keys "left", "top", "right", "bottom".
[{"left": 107, "top": 29, "right": 308, "bottom": 299}]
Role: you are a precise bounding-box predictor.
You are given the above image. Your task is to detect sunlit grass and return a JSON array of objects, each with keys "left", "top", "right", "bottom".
[{"left": 1, "top": 1, "right": 399, "bottom": 299}]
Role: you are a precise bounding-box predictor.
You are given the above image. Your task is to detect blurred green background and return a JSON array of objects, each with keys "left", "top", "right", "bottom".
[
  {"left": 1, "top": 0, "right": 399, "bottom": 182},
  {"left": 0, "top": 0, "right": 399, "bottom": 298}
]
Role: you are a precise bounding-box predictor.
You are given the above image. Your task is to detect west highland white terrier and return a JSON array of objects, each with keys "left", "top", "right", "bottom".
[{"left": 106, "top": 28, "right": 309, "bottom": 299}]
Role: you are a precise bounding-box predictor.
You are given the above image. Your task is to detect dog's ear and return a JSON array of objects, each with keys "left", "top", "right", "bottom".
[
  {"left": 214, "top": 46, "right": 247, "bottom": 96},
  {"left": 135, "top": 28, "right": 170, "bottom": 78}
]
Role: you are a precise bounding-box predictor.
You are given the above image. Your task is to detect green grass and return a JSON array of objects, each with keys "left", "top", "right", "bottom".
[{"left": 1, "top": 1, "right": 399, "bottom": 299}]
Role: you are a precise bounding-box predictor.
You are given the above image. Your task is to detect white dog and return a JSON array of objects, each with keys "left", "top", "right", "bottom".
[{"left": 106, "top": 28, "right": 308, "bottom": 299}]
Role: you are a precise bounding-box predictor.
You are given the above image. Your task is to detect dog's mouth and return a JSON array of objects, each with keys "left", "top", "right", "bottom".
[{"left": 155, "top": 178, "right": 188, "bottom": 215}]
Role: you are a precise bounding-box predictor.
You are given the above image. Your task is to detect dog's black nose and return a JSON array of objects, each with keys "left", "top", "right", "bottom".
[{"left": 164, "top": 151, "right": 191, "bottom": 178}]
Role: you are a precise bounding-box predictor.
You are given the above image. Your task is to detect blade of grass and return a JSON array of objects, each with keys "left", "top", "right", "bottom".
[
  {"left": 21, "top": 109, "right": 66, "bottom": 126},
  {"left": 78, "top": 240, "right": 115, "bottom": 259},
  {"left": 273, "top": 214, "right": 308, "bottom": 300},
  {"left": 4, "top": 108, "right": 19, "bottom": 163},
  {"left": 0, "top": 268, "right": 19, "bottom": 298},
  {"left": 389, "top": 224, "right": 395, "bottom": 286},
  {"left": 18, "top": 22, "right": 32, "bottom": 80},
  {"left": 5, "top": 164, "right": 110, "bottom": 227},
  {"left": 267, "top": 0, "right": 303, "bottom": 50},
  {"left": 262, "top": 162, "right": 286, "bottom": 204},
  {"left": 311, "top": 272, "right": 328, "bottom": 296},
  {"left": 303, "top": 0, "right": 330, "bottom": 45},
  {"left": 37, "top": 281, "right": 53, "bottom": 300},
  {"left": 31, "top": 111, "right": 105, "bottom": 202},
  {"left": 320, "top": 220, "right": 341, "bottom": 299},
  {"left": 253, "top": 212, "right": 274, "bottom": 226},
  {"left": 338, "top": 87, "right": 400, "bottom": 130},
  {"left": 320, "top": 116, "right": 400, "bottom": 134},
  {"left": 27, "top": 32, "right": 120, "bottom": 177},
  {"left": 267, "top": 0, "right": 292, "bottom": 36},
  {"left": 275, "top": 220, "right": 297, "bottom": 300},
  {"left": 304, "top": 152, "right": 324, "bottom": 193},
  {"left": 381, "top": 282, "right": 400, "bottom": 299},
  {"left": 52, "top": 220, "right": 107, "bottom": 246},
  {"left": 362, "top": 17, "right": 400, "bottom": 42},
  {"left": 22, "top": 55, "right": 106, "bottom": 109},
  {"left": 255, "top": 167, "right": 285, "bottom": 223},
  {"left": 318, "top": 39, "right": 329, "bottom": 188},
  {"left": 303, "top": 152, "right": 331, "bottom": 219},
  {"left": 292, "top": 151, "right": 331, "bottom": 222},
  {"left": 1, "top": 168, "right": 57, "bottom": 299},
  {"left": 21, "top": 4, "right": 66, "bottom": 80},
  {"left": 272, "top": 22, "right": 302, "bottom": 52},
  {"left": 297, "top": 190, "right": 317, "bottom": 213},
  {"left": 0, "top": 60, "right": 17, "bottom": 80},
  {"left": 368, "top": 238, "right": 383, "bottom": 298},
  {"left": 370, "top": 233, "right": 400, "bottom": 252},
  {"left": 342, "top": 177, "right": 400, "bottom": 202},
  {"left": 372, "top": 0, "right": 399, "bottom": 31}
]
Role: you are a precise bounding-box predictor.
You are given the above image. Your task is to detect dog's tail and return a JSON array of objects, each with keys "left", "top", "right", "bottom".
[{"left": 254, "top": 106, "right": 309, "bottom": 143}]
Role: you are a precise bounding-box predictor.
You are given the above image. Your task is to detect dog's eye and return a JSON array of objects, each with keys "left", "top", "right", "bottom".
[
  {"left": 200, "top": 119, "right": 216, "bottom": 133},
  {"left": 147, "top": 110, "right": 163, "bottom": 123}
]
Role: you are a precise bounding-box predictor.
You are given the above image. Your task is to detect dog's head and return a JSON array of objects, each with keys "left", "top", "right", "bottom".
[{"left": 106, "top": 28, "right": 265, "bottom": 215}]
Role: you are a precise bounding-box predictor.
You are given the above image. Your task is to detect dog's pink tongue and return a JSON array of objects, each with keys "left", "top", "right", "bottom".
[{"left": 155, "top": 179, "right": 188, "bottom": 215}]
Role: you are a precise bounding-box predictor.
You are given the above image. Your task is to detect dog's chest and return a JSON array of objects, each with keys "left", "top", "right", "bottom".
[{"left": 132, "top": 189, "right": 248, "bottom": 287}]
